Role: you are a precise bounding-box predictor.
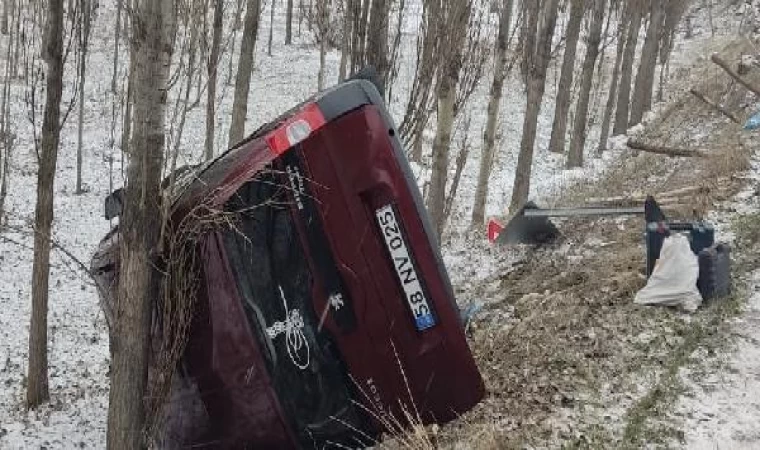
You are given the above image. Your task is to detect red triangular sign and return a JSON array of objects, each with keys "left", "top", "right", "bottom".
[{"left": 487, "top": 219, "right": 504, "bottom": 243}]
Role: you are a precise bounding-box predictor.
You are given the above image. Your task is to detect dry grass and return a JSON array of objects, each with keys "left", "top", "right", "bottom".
[{"left": 434, "top": 38, "right": 760, "bottom": 449}]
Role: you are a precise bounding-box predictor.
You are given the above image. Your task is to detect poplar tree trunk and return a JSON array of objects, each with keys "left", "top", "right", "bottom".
[
  {"left": 471, "top": 0, "right": 513, "bottom": 227},
  {"left": 267, "top": 0, "right": 274, "bottom": 56},
  {"left": 630, "top": 0, "right": 662, "bottom": 126},
  {"left": 106, "top": 0, "right": 173, "bottom": 446},
  {"left": 366, "top": 0, "right": 389, "bottom": 83},
  {"left": 613, "top": 1, "right": 642, "bottom": 135},
  {"left": 547, "top": 0, "right": 584, "bottom": 154},
  {"left": 510, "top": 0, "right": 560, "bottom": 212},
  {"left": 598, "top": 5, "right": 626, "bottom": 154},
  {"left": 228, "top": 0, "right": 261, "bottom": 147},
  {"left": 339, "top": 0, "right": 353, "bottom": 81},
  {"left": 285, "top": 0, "right": 293, "bottom": 44},
  {"left": 205, "top": 0, "right": 223, "bottom": 161},
  {"left": 427, "top": 0, "right": 470, "bottom": 239},
  {"left": 567, "top": 0, "right": 606, "bottom": 168},
  {"left": 27, "top": 0, "right": 64, "bottom": 411},
  {"left": 76, "top": 0, "right": 91, "bottom": 194}
]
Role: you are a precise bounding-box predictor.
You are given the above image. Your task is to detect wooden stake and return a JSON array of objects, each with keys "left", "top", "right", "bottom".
[{"left": 689, "top": 88, "right": 740, "bottom": 124}]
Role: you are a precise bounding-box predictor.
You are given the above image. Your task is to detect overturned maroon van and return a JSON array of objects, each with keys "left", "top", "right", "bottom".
[{"left": 93, "top": 72, "right": 485, "bottom": 449}]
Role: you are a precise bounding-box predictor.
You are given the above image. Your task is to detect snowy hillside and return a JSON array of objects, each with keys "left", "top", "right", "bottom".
[{"left": 2, "top": 0, "right": 760, "bottom": 448}]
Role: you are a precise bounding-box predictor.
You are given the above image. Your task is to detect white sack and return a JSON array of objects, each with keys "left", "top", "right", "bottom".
[{"left": 635, "top": 234, "right": 702, "bottom": 312}]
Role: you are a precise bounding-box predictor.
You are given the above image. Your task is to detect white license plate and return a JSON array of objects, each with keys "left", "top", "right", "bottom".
[{"left": 375, "top": 204, "right": 436, "bottom": 331}]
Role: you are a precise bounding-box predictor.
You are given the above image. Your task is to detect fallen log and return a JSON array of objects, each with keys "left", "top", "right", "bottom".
[
  {"left": 689, "top": 88, "right": 740, "bottom": 124},
  {"left": 711, "top": 53, "right": 760, "bottom": 97},
  {"left": 627, "top": 139, "right": 708, "bottom": 158}
]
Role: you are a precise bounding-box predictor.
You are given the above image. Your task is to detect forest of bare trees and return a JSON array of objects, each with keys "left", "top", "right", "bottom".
[{"left": 1, "top": 0, "right": 707, "bottom": 446}]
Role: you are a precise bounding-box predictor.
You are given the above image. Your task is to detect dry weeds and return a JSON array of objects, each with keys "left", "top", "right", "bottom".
[{"left": 433, "top": 38, "right": 760, "bottom": 449}]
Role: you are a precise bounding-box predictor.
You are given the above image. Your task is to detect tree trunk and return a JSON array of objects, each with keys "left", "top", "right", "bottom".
[
  {"left": 630, "top": 0, "right": 662, "bottom": 126},
  {"left": 426, "top": 0, "right": 470, "bottom": 239},
  {"left": 366, "top": 0, "right": 389, "bottom": 83},
  {"left": 353, "top": 0, "right": 370, "bottom": 70},
  {"left": 205, "top": 0, "right": 223, "bottom": 161},
  {"left": 547, "top": 0, "right": 585, "bottom": 154},
  {"left": 597, "top": 5, "right": 626, "bottom": 154},
  {"left": 567, "top": 0, "right": 605, "bottom": 168},
  {"left": 613, "top": 2, "right": 642, "bottom": 135},
  {"left": 111, "top": 0, "right": 122, "bottom": 94},
  {"left": 228, "top": 0, "right": 261, "bottom": 147},
  {"left": 27, "top": 0, "right": 64, "bottom": 410},
  {"left": 285, "top": 0, "right": 293, "bottom": 44},
  {"left": 510, "top": 0, "right": 560, "bottom": 212},
  {"left": 400, "top": 0, "right": 439, "bottom": 162},
  {"left": 76, "top": 0, "right": 92, "bottom": 194},
  {"left": 338, "top": 0, "right": 353, "bottom": 81},
  {"left": 2, "top": 0, "right": 8, "bottom": 34},
  {"left": 471, "top": 0, "right": 513, "bottom": 227},
  {"left": 106, "top": 0, "right": 172, "bottom": 446},
  {"left": 267, "top": 0, "right": 274, "bottom": 56}
]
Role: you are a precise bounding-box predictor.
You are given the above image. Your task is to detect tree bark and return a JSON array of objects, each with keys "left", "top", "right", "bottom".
[
  {"left": 205, "top": 0, "right": 223, "bottom": 161},
  {"left": 400, "top": 0, "right": 439, "bottom": 162},
  {"left": 471, "top": 0, "right": 513, "bottom": 227},
  {"left": 597, "top": 5, "right": 626, "bottom": 154},
  {"left": 28, "top": 0, "right": 65, "bottom": 410},
  {"left": 285, "top": 0, "right": 293, "bottom": 44},
  {"left": 547, "top": 0, "right": 585, "bottom": 154},
  {"left": 630, "top": 0, "right": 662, "bottom": 126},
  {"left": 228, "top": 0, "right": 261, "bottom": 147},
  {"left": 76, "top": 0, "right": 92, "bottom": 194},
  {"left": 366, "top": 0, "right": 389, "bottom": 83},
  {"left": 267, "top": 0, "right": 274, "bottom": 56},
  {"left": 2, "top": 0, "right": 9, "bottom": 34},
  {"left": 427, "top": 0, "right": 470, "bottom": 239},
  {"left": 106, "top": 0, "right": 172, "bottom": 446},
  {"left": 613, "top": 1, "right": 642, "bottom": 135},
  {"left": 338, "top": 0, "right": 353, "bottom": 81},
  {"left": 627, "top": 139, "right": 707, "bottom": 157},
  {"left": 567, "top": 0, "right": 606, "bottom": 168},
  {"left": 510, "top": 0, "right": 560, "bottom": 212}
]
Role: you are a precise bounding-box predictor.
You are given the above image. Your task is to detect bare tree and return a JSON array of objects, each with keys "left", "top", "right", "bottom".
[
  {"left": 426, "top": 0, "right": 472, "bottom": 238},
  {"left": 76, "top": 0, "right": 93, "bottom": 194},
  {"left": 597, "top": 2, "right": 625, "bottom": 154},
  {"left": 27, "top": 0, "right": 65, "bottom": 410},
  {"left": 0, "top": 0, "right": 14, "bottom": 226},
  {"left": 547, "top": 0, "right": 585, "bottom": 154},
  {"left": 286, "top": 0, "right": 294, "bottom": 43},
  {"left": 205, "top": 0, "right": 223, "bottom": 161},
  {"left": 510, "top": 0, "right": 560, "bottom": 211},
  {"left": 471, "top": 0, "right": 513, "bottom": 227},
  {"left": 106, "top": 0, "right": 174, "bottom": 446},
  {"left": 567, "top": 0, "right": 606, "bottom": 168},
  {"left": 630, "top": 0, "right": 662, "bottom": 126},
  {"left": 613, "top": 0, "right": 642, "bottom": 135},
  {"left": 268, "top": 0, "right": 275, "bottom": 56},
  {"left": 314, "top": 0, "right": 329, "bottom": 90},
  {"left": 339, "top": 0, "right": 353, "bottom": 81},
  {"left": 399, "top": 0, "right": 440, "bottom": 162},
  {"left": 366, "top": 0, "right": 389, "bottom": 83},
  {"left": 228, "top": 0, "right": 262, "bottom": 147},
  {"left": 2, "top": 0, "right": 9, "bottom": 34}
]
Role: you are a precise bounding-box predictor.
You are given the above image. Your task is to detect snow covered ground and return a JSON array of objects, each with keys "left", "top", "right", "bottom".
[
  {"left": 674, "top": 152, "right": 760, "bottom": 450},
  {"left": 0, "top": 0, "right": 757, "bottom": 448}
]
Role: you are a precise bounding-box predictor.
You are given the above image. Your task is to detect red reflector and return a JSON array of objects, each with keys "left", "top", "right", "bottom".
[
  {"left": 265, "top": 102, "right": 326, "bottom": 156},
  {"left": 487, "top": 219, "right": 504, "bottom": 243}
]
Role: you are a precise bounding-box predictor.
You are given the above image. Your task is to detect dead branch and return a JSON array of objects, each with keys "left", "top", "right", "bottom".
[
  {"left": 627, "top": 139, "right": 708, "bottom": 158},
  {"left": 587, "top": 185, "right": 709, "bottom": 205},
  {"left": 711, "top": 53, "right": 760, "bottom": 97},
  {"left": 689, "top": 88, "right": 740, "bottom": 123}
]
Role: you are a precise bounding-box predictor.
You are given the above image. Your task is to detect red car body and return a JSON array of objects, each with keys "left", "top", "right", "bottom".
[{"left": 94, "top": 76, "right": 484, "bottom": 449}]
